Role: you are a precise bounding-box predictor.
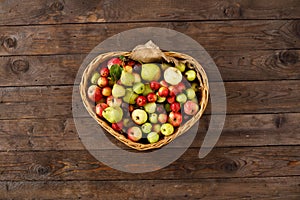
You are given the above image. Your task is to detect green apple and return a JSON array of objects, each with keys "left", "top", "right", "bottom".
[
  {"left": 175, "top": 62, "right": 186, "bottom": 72},
  {"left": 161, "top": 123, "right": 174, "bottom": 136},
  {"left": 144, "top": 102, "right": 156, "bottom": 113},
  {"left": 141, "top": 63, "right": 161, "bottom": 81},
  {"left": 123, "top": 88, "right": 138, "bottom": 104},
  {"left": 164, "top": 103, "right": 171, "bottom": 112},
  {"left": 133, "top": 82, "right": 145, "bottom": 94},
  {"left": 112, "top": 84, "right": 126, "bottom": 98},
  {"left": 102, "top": 106, "right": 123, "bottom": 123},
  {"left": 91, "top": 72, "right": 100, "bottom": 84},
  {"left": 131, "top": 109, "right": 148, "bottom": 125},
  {"left": 191, "top": 82, "right": 200, "bottom": 92},
  {"left": 142, "top": 84, "right": 154, "bottom": 96},
  {"left": 149, "top": 113, "right": 158, "bottom": 124},
  {"left": 141, "top": 122, "right": 152, "bottom": 134},
  {"left": 147, "top": 132, "right": 160, "bottom": 143},
  {"left": 120, "top": 70, "right": 135, "bottom": 86},
  {"left": 164, "top": 67, "right": 182, "bottom": 85},
  {"left": 152, "top": 124, "right": 161, "bottom": 133},
  {"left": 185, "top": 70, "right": 196, "bottom": 81},
  {"left": 185, "top": 88, "right": 196, "bottom": 99},
  {"left": 176, "top": 93, "right": 187, "bottom": 103}
]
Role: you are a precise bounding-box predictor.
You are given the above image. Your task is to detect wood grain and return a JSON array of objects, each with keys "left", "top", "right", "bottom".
[
  {"left": 0, "top": 49, "right": 299, "bottom": 87},
  {"left": 0, "top": 0, "right": 300, "bottom": 26},
  {"left": 0, "top": 146, "right": 299, "bottom": 181},
  {"left": 1, "top": 80, "right": 300, "bottom": 119},
  {"left": 1, "top": 113, "right": 300, "bottom": 151},
  {"left": 1, "top": 177, "right": 299, "bottom": 199},
  {"left": 0, "top": 20, "right": 299, "bottom": 56}
]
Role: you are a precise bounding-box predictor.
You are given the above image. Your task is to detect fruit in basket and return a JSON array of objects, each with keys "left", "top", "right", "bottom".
[
  {"left": 102, "top": 86, "right": 112, "bottom": 97},
  {"left": 170, "top": 102, "right": 181, "bottom": 113},
  {"left": 123, "top": 88, "right": 138, "bottom": 104},
  {"left": 100, "top": 67, "right": 109, "bottom": 77},
  {"left": 112, "top": 84, "right": 126, "bottom": 98},
  {"left": 164, "top": 67, "right": 182, "bottom": 85},
  {"left": 95, "top": 103, "right": 108, "bottom": 118},
  {"left": 144, "top": 102, "right": 156, "bottom": 113},
  {"left": 102, "top": 106, "right": 123, "bottom": 123},
  {"left": 175, "top": 62, "right": 186, "bottom": 72},
  {"left": 150, "top": 81, "right": 160, "bottom": 91},
  {"left": 107, "top": 57, "right": 123, "bottom": 69},
  {"left": 186, "top": 88, "right": 196, "bottom": 99},
  {"left": 147, "top": 132, "right": 160, "bottom": 143},
  {"left": 132, "top": 109, "right": 148, "bottom": 125},
  {"left": 185, "top": 70, "right": 197, "bottom": 81},
  {"left": 87, "top": 85, "right": 102, "bottom": 102},
  {"left": 152, "top": 124, "right": 161, "bottom": 133},
  {"left": 147, "top": 93, "right": 157, "bottom": 103},
  {"left": 97, "top": 77, "right": 109, "bottom": 87},
  {"left": 133, "top": 82, "right": 145, "bottom": 94},
  {"left": 184, "top": 100, "right": 199, "bottom": 115},
  {"left": 161, "top": 123, "right": 174, "bottom": 136},
  {"left": 136, "top": 96, "right": 147, "bottom": 107},
  {"left": 158, "top": 113, "right": 168, "bottom": 124},
  {"left": 149, "top": 113, "right": 158, "bottom": 124},
  {"left": 168, "top": 112, "right": 182, "bottom": 127},
  {"left": 176, "top": 93, "right": 187, "bottom": 103},
  {"left": 158, "top": 86, "right": 169, "bottom": 97},
  {"left": 141, "top": 123, "right": 152, "bottom": 134},
  {"left": 133, "top": 73, "right": 141, "bottom": 83},
  {"left": 120, "top": 71, "right": 135, "bottom": 86},
  {"left": 106, "top": 96, "right": 122, "bottom": 107},
  {"left": 127, "top": 126, "right": 142, "bottom": 142},
  {"left": 141, "top": 63, "right": 161, "bottom": 81},
  {"left": 91, "top": 72, "right": 101, "bottom": 84}
]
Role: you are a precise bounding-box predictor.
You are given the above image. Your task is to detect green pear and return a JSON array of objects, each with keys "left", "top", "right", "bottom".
[
  {"left": 141, "top": 63, "right": 161, "bottom": 81},
  {"left": 133, "top": 82, "right": 145, "bottom": 94},
  {"left": 142, "top": 84, "right": 154, "bottom": 96},
  {"left": 120, "top": 71, "right": 135, "bottom": 86},
  {"left": 175, "top": 62, "right": 186, "bottom": 72},
  {"left": 90, "top": 72, "right": 100, "bottom": 84},
  {"left": 102, "top": 106, "right": 123, "bottom": 123},
  {"left": 123, "top": 88, "right": 138, "bottom": 104},
  {"left": 112, "top": 84, "right": 126, "bottom": 98}
]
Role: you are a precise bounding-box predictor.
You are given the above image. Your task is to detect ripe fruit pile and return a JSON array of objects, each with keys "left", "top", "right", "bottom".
[{"left": 87, "top": 56, "right": 201, "bottom": 144}]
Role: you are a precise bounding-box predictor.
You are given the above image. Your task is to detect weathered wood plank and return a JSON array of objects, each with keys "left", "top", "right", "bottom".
[
  {"left": 0, "top": 0, "right": 300, "bottom": 26},
  {"left": 0, "top": 113, "right": 299, "bottom": 151},
  {"left": 0, "top": 146, "right": 299, "bottom": 181},
  {"left": 1, "top": 49, "right": 299, "bottom": 87},
  {"left": 1, "top": 80, "right": 300, "bottom": 120},
  {"left": 0, "top": 20, "right": 299, "bottom": 56},
  {"left": 0, "top": 177, "right": 299, "bottom": 199}
]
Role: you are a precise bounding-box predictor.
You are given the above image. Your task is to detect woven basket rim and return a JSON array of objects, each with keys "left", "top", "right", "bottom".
[{"left": 79, "top": 50, "right": 209, "bottom": 151}]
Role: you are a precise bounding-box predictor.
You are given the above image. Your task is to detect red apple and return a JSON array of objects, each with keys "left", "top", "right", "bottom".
[
  {"left": 170, "top": 102, "right": 181, "bottom": 113},
  {"left": 184, "top": 100, "right": 199, "bottom": 115},
  {"left": 102, "top": 86, "right": 112, "bottom": 96},
  {"left": 107, "top": 57, "right": 123, "bottom": 68},
  {"left": 106, "top": 96, "right": 122, "bottom": 107},
  {"left": 87, "top": 85, "right": 102, "bottom": 102},
  {"left": 158, "top": 86, "right": 169, "bottom": 97},
  {"left": 160, "top": 80, "right": 169, "bottom": 87},
  {"left": 97, "top": 76, "right": 108, "bottom": 87},
  {"left": 158, "top": 113, "right": 168, "bottom": 123},
  {"left": 127, "top": 126, "right": 142, "bottom": 142},
  {"left": 100, "top": 67, "right": 109, "bottom": 77},
  {"left": 136, "top": 96, "right": 147, "bottom": 107},
  {"left": 147, "top": 93, "right": 157, "bottom": 103},
  {"left": 168, "top": 112, "right": 182, "bottom": 127},
  {"left": 95, "top": 103, "right": 108, "bottom": 118},
  {"left": 167, "top": 96, "right": 176, "bottom": 104},
  {"left": 112, "top": 121, "right": 123, "bottom": 131},
  {"left": 168, "top": 86, "right": 179, "bottom": 96},
  {"left": 127, "top": 60, "right": 135, "bottom": 66},
  {"left": 150, "top": 81, "right": 161, "bottom": 91}
]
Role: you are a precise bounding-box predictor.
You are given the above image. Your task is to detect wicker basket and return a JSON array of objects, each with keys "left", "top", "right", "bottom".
[{"left": 79, "top": 43, "right": 209, "bottom": 151}]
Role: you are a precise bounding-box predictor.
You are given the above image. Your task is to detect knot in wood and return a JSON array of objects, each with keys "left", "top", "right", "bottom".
[
  {"left": 221, "top": 159, "right": 239, "bottom": 173},
  {"left": 10, "top": 59, "right": 29, "bottom": 74},
  {"left": 278, "top": 50, "right": 298, "bottom": 65},
  {"left": 2, "top": 36, "right": 17, "bottom": 49},
  {"left": 224, "top": 4, "right": 241, "bottom": 18},
  {"left": 50, "top": 1, "right": 64, "bottom": 11}
]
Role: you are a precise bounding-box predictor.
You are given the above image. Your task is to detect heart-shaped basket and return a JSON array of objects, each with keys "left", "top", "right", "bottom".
[{"left": 79, "top": 41, "right": 209, "bottom": 150}]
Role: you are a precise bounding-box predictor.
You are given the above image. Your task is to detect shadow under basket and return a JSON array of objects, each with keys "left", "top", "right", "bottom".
[{"left": 80, "top": 51, "right": 209, "bottom": 151}]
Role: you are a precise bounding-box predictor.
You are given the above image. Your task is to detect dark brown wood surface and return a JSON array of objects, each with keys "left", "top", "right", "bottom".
[{"left": 0, "top": 0, "right": 299, "bottom": 199}]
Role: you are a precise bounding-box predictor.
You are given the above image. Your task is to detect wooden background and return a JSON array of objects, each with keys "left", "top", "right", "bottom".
[{"left": 0, "top": 0, "right": 300, "bottom": 199}]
